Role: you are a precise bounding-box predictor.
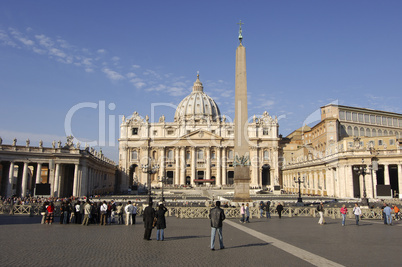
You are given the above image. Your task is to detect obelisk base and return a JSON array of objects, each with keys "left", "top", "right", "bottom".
[{"left": 233, "top": 166, "right": 252, "bottom": 202}]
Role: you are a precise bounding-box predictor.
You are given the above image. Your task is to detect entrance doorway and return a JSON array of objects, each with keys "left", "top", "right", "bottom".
[{"left": 262, "top": 164, "right": 271, "bottom": 186}]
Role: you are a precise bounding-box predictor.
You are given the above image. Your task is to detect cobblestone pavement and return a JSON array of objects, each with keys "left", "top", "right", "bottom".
[{"left": 0, "top": 214, "right": 400, "bottom": 267}]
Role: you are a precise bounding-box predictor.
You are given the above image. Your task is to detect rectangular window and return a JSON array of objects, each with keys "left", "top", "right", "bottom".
[
  {"left": 376, "top": 116, "right": 381, "bottom": 125},
  {"left": 211, "top": 152, "right": 216, "bottom": 159},
  {"left": 346, "top": 111, "right": 351, "bottom": 121},
  {"left": 131, "top": 150, "right": 138, "bottom": 160},
  {"left": 153, "top": 130, "right": 158, "bottom": 136},
  {"left": 390, "top": 139, "right": 395, "bottom": 145},
  {"left": 378, "top": 140, "right": 383, "bottom": 146},
  {"left": 399, "top": 119, "right": 402, "bottom": 127},
  {"left": 263, "top": 128, "right": 269, "bottom": 135},
  {"left": 339, "top": 111, "right": 345, "bottom": 120},
  {"left": 364, "top": 114, "right": 369, "bottom": 123},
  {"left": 388, "top": 117, "right": 393, "bottom": 126},
  {"left": 352, "top": 112, "right": 357, "bottom": 122},
  {"left": 348, "top": 142, "right": 353, "bottom": 148},
  {"left": 358, "top": 113, "right": 363, "bottom": 122},
  {"left": 393, "top": 118, "right": 398, "bottom": 127},
  {"left": 167, "top": 130, "right": 174, "bottom": 135},
  {"left": 382, "top": 116, "right": 387, "bottom": 126},
  {"left": 132, "top": 128, "right": 138, "bottom": 135},
  {"left": 370, "top": 115, "right": 375, "bottom": 124}
]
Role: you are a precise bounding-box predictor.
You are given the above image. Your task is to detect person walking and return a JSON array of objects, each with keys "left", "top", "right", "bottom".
[
  {"left": 155, "top": 203, "right": 167, "bottom": 241},
  {"left": 245, "top": 203, "right": 250, "bottom": 223},
  {"left": 125, "top": 201, "right": 134, "bottom": 225},
  {"left": 74, "top": 201, "right": 81, "bottom": 224},
  {"left": 209, "top": 201, "right": 225, "bottom": 251},
  {"left": 276, "top": 202, "right": 283, "bottom": 219},
  {"left": 383, "top": 204, "right": 392, "bottom": 225},
  {"left": 381, "top": 203, "right": 387, "bottom": 224},
  {"left": 259, "top": 201, "right": 265, "bottom": 218},
  {"left": 132, "top": 203, "right": 137, "bottom": 224},
  {"left": 317, "top": 202, "right": 325, "bottom": 225},
  {"left": 239, "top": 203, "right": 245, "bottom": 223},
  {"left": 45, "top": 202, "right": 54, "bottom": 224},
  {"left": 82, "top": 200, "right": 92, "bottom": 226},
  {"left": 39, "top": 202, "right": 47, "bottom": 224},
  {"left": 353, "top": 203, "right": 362, "bottom": 225},
  {"left": 266, "top": 200, "right": 271, "bottom": 219},
  {"left": 100, "top": 201, "right": 108, "bottom": 225},
  {"left": 143, "top": 200, "right": 155, "bottom": 240},
  {"left": 116, "top": 203, "right": 124, "bottom": 224},
  {"left": 340, "top": 204, "right": 348, "bottom": 226}
]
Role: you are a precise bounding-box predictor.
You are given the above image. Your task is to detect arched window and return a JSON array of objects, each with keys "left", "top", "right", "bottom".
[
  {"left": 372, "top": 129, "right": 377, "bottom": 137},
  {"left": 354, "top": 126, "right": 359, "bottom": 136},
  {"left": 263, "top": 150, "right": 269, "bottom": 160},
  {"left": 167, "top": 150, "right": 173, "bottom": 159},
  {"left": 366, "top": 128, "right": 371, "bottom": 137},
  {"left": 383, "top": 130, "right": 388, "bottom": 136},
  {"left": 360, "top": 127, "right": 365, "bottom": 137},
  {"left": 389, "top": 131, "right": 393, "bottom": 136},
  {"left": 378, "top": 130, "right": 382, "bottom": 136},
  {"left": 197, "top": 149, "right": 204, "bottom": 160},
  {"left": 347, "top": 126, "right": 353, "bottom": 136},
  {"left": 228, "top": 150, "right": 234, "bottom": 160},
  {"left": 131, "top": 150, "right": 138, "bottom": 160}
]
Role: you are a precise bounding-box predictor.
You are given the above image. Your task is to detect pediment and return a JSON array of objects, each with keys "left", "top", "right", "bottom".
[{"left": 181, "top": 129, "right": 223, "bottom": 141}]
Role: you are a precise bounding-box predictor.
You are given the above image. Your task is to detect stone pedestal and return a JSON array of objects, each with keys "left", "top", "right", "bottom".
[{"left": 233, "top": 166, "right": 252, "bottom": 202}]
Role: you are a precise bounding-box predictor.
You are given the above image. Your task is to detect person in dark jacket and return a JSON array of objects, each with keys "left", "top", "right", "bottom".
[
  {"left": 155, "top": 203, "right": 167, "bottom": 241},
  {"left": 143, "top": 200, "right": 155, "bottom": 240},
  {"left": 209, "top": 201, "right": 225, "bottom": 250},
  {"left": 276, "top": 202, "right": 284, "bottom": 219}
]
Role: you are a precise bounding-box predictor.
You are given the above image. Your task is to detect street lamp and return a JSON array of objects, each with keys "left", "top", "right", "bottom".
[
  {"left": 160, "top": 176, "right": 167, "bottom": 202},
  {"left": 353, "top": 159, "right": 369, "bottom": 207},
  {"left": 141, "top": 157, "right": 159, "bottom": 204},
  {"left": 294, "top": 173, "right": 304, "bottom": 206}
]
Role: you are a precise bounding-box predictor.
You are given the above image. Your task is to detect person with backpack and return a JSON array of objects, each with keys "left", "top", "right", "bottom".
[{"left": 317, "top": 202, "right": 325, "bottom": 225}]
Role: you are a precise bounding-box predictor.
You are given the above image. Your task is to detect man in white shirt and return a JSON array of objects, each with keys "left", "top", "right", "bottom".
[{"left": 125, "top": 201, "right": 134, "bottom": 225}]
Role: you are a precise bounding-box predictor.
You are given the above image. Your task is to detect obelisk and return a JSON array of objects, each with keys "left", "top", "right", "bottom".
[{"left": 233, "top": 20, "right": 251, "bottom": 202}]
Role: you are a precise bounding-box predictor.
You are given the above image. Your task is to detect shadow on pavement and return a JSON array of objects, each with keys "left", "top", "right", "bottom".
[
  {"left": 228, "top": 242, "right": 270, "bottom": 249},
  {"left": 165, "top": 235, "right": 208, "bottom": 240}
]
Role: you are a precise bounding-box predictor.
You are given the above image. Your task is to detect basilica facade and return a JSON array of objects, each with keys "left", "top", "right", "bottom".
[{"left": 118, "top": 75, "right": 280, "bottom": 192}]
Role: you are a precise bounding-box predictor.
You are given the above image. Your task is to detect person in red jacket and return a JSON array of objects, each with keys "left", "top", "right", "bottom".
[
  {"left": 45, "top": 202, "right": 54, "bottom": 224},
  {"left": 340, "top": 204, "right": 348, "bottom": 226}
]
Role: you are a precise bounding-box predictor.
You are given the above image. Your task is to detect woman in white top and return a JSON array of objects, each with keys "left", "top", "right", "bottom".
[{"left": 353, "top": 203, "right": 362, "bottom": 225}]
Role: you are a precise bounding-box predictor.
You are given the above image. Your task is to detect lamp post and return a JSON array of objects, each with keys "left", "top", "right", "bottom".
[
  {"left": 160, "top": 176, "right": 167, "bottom": 202},
  {"left": 353, "top": 159, "right": 369, "bottom": 207},
  {"left": 141, "top": 157, "right": 159, "bottom": 204},
  {"left": 294, "top": 173, "right": 304, "bottom": 206}
]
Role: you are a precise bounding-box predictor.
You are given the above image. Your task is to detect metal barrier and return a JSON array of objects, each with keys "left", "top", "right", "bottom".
[{"left": 0, "top": 204, "right": 385, "bottom": 220}]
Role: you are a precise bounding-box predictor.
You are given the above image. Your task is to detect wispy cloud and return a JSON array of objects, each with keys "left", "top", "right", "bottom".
[{"left": 102, "top": 68, "right": 125, "bottom": 81}]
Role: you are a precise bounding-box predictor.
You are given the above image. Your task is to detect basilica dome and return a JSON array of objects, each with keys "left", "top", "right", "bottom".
[{"left": 174, "top": 74, "right": 221, "bottom": 123}]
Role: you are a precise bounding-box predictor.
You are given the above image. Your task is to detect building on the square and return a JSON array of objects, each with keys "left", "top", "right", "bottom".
[
  {"left": 281, "top": 104, "right": 402, "bottom": 199},
  {"left": 0, "top": 136, "right": 117, "bottom": 198},
  {"left": 118, "top": 74, "right": 280, "bottom": 192}
]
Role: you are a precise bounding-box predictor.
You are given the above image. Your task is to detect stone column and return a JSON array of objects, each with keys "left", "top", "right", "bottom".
[
  {"left": 175, "top": 148, "right": 180, "bottom": 185},
  {"left": 21, "top": 162, "right": 29, "bottom": 197},
  {"left": 191, "top": 147, "right": 196, "bottom": 186},
  {"left": 251, "top": 147, "right": 259, "bottom": 187},
  {"left": 384, "top": 164, "right": 390, "bottom": 185},
  {"left": 180, "top": 147, "right": 186, "bottom": 185},
  {"left": 222, "top": 147, "right": 227, "bottom": 185},
  {"left": 159, "top": 147, "right": 165, "bottom": 184},
  {"left": 73, "top": 164, "right": 79, "bottom": 196},
  {"left": 7, "top": 162, "right": 15, "bottom": 197},
  {"left": 216, "top": 147, "right": 222, "bottom": 186},
  {"left": 81, "top": 164, "right": 88, "bottom": 196},
  {"left": 398, "top": 164, "right": 402, "bottom": 199},
  {"left": 53, "top": 163, "right": 61, "bottom": 197},
  {"left": 35, "top": 163, "right": 42, "bottom": 184},
  {"left": 206, "top": 147, "right": 211, "bottom": 182}
]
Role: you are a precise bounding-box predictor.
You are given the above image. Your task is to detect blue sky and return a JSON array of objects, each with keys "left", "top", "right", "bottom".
[{"left": 1, "top": 1, "right": 401, "bottom": 162}]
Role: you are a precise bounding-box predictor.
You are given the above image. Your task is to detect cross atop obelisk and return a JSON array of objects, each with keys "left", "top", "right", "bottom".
[
  {"left": 237, "top": 20, "right": 244, "bottom": 44},
  {"left": 233, "top": 20, "right": 251, "bottom": 203}
]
